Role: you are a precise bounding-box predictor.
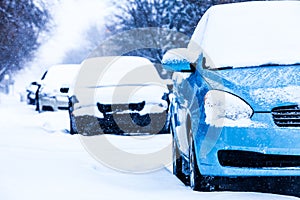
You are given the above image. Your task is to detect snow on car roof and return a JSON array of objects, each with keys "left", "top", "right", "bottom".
[{"left": 188, "top": 1, "right": 300, "bottom": 69}]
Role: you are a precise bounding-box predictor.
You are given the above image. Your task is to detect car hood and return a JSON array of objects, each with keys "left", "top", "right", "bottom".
[
  {"left": 40, "top": 83, "right": 71, "bottom": 96},
  {"left": 202, "top": 65, "right": 300, "bottom": 111},
  {"left": 74, "top": 84, "right": 168, "bottom": 105}
]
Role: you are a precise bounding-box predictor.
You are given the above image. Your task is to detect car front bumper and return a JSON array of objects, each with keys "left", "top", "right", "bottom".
[
  {"left": 40, "top": 95, "right": 69, "bottom": 111},
  {"left": 71, "top": 103, "right": 169, "bottom": 135},
  {"left": 196, "top": 112, "right": 300, "bottom": 176}
]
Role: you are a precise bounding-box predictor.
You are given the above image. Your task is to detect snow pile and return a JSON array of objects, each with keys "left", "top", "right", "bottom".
[
  {"left": 0, "top": 92, "right": 299, "bottom": 199},
  {"left": 37, "top": 111, "right": 70, "bottom": 133},
  {"left": 189, "top": 1, "right": 300, "bottom": 68}
]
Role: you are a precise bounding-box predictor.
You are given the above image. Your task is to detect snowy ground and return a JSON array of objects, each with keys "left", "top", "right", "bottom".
[{"left": 0, "top": 94, "right": 299, "bottom": 200}]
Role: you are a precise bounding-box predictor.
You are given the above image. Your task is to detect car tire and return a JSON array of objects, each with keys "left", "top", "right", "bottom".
[
  {"left": 189, "top": 135, "right": 203, "bottom": 191},
  {"left": 172, "top": 125, "right": 189, "bottom": 184},
  {"left": 189, "top": 133, "right": 218, "bottom": 191}
]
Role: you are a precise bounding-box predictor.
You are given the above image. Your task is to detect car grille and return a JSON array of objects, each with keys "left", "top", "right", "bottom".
[
  {"left": 218, "top": 150, "right": 300, "bottom": 168},
  {"left": 272, "top": 105, "right": 300, "bottom": 127}
]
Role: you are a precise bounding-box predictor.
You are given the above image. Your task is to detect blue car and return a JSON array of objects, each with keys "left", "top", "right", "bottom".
[{"left": 162, "top": 1, "right": 300, "bottom": 191}]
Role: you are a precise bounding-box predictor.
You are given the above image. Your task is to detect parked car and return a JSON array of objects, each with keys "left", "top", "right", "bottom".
[
  {"left": 25, "top": 71, "right": 48, "bottom": 107},
  {"left": 37, "top": 64, "right": 80, "bottom": 112},
  {"left": 26, "top": 81, "right": 39, "bottom": 105},
  {"left": 162, "top": 1, "right": 300, "bottom": 191},
  {"left": 69, "top": 56, "right": 171, "bottom": 135}
]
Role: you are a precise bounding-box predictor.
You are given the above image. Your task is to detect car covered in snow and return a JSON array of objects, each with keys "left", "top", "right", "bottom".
[
  {"left": 69, "top": 56, "right": 171, "bottom": 135},
  {"left": 162, "top": 1, "right": 300, "bottom": 191},
  {"left": 37, "top": 64, "right": 80, "bottom": 112},
  {"left": 26, "top": 81, "right": 40, "bottom": 105},
  {"left": 25, "top": 71, "right": 48, "bottom": 106}
]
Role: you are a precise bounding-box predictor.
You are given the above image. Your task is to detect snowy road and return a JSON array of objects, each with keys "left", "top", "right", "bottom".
[{"left": 0, "top": 94, "right": 298, "bottom": 200}]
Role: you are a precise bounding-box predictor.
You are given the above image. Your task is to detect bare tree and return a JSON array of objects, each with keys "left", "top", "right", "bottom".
[
  {"left": 104, "top": 0, "right": 268, "bottom": 70},
  {"left": 0, "top": 0, "right": 49, "bottom": 79},
  {"left": 105, "top": 0, "right": 191, "bottom": 64}
]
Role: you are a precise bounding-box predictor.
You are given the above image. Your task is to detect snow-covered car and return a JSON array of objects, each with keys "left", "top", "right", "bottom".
[
  {"left": 26, "top": 81, "right": 40, "bottom": 105},
  {"left": 162, "top": 1, "right": 300, "bottom": 191},
  {"left": 25, "top": 71, "right": 48, "bottom": 107},
  {"left": 37, "top": 64, "right": 80, "bottom": 112},
  {"left": 69, "top": 56, "right": 171, "bottom": 135}
]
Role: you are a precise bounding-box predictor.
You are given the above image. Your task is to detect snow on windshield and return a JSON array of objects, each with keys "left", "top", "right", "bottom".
[
  {"left": 188, "top": 1, "right": 300, "bottom": 69},
  {"left": 80, "top": 56, "right": 167, "bottom": 86},
  {"left": 43, "top": 64, "right": 80, "bottom": 86}
]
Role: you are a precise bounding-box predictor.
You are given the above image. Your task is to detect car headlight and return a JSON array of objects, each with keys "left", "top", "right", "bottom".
[{"left": 204, "top": 90, "right": 253, "bottom": 126}]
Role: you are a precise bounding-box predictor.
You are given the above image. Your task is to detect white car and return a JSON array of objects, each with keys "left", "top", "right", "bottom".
[
  {"left": 69, "top": 56, "right": 171, "bottom": 135},
  {"left": 38, "top": 64, "right": 80, "bottom": 112},
  {"left": 26, "top": 81, "right": 39, "bottom": 105}
]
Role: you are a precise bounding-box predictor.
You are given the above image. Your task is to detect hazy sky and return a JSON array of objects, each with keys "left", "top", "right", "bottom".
[
  {"left": 15, "top": 0, "right": 110, "bottom": 92},
  {"left": 40, "top": 0, "right": 109, "bottom": 64}
]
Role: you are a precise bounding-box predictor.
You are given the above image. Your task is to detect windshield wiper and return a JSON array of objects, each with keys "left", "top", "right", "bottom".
[{"left": 210, "top": 66, "right": 233, "bottom": 71}]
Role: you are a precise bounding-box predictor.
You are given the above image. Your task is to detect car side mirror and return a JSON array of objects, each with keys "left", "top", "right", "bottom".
[
  {"left": 162, "top": 48, "right": 197, "bottom": 72},
  {"left": 69, "top": 95, "right": 79, "bottom": 104}
]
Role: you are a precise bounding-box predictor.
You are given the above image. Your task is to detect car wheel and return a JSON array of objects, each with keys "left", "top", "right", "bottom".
[
  {"left": 172, "top": 125, "right": 189, "bottom": 184},
  {"left": 189, "top": 136, "right": 202, "bottom": 191},
  {"left": 189, "top": 132, "right": 218, "bottom": 191}
]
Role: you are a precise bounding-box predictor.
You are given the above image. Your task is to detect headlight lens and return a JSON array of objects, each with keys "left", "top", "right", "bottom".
[{"left": 204, "top": 90, "right": 253, "bottom": 126}]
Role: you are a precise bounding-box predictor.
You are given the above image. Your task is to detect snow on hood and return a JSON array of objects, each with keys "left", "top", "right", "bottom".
[
  {"left": 73, "top": 84, "right": 168, "bottom": 118},
  {"left": 93, "top": 84, "right": 168, "bottom": 105},
  {"left": 251, "top": 86, "right": 300, "bottom": 108},
  {"left": 188, "top": 1, "right": 300, "bottom": 68},
  {"left": 72, "top": 56, "right": 169, "bottom": 108},
  {"left": 203, "top": 65, "right": 300, "bottom": 111}
]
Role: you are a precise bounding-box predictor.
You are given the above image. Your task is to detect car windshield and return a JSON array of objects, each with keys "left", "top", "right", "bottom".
[
  {"left": 43, "top": 65, "right": 80, "bottom": 86},
  {"left": 189, "top": 1, "right": 300, "bottom": 69},
  {"left": 79, "top": 57, "right": 166, "bottom": 87}
]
